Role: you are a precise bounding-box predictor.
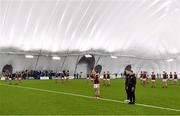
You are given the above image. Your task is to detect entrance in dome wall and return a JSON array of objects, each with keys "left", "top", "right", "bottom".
[
  {"left": 78, "top": 55, "right": 95, "bottom": 73},
  {"left": 76, "top": 63, "right": 88, "bottom": 78},
  {"left": 2, "top": 64, "right": 13, "bottom": 74}
]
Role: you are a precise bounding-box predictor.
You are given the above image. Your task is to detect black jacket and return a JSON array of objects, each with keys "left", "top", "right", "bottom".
[{"left": 127, "top": 74, "right": 136, "bottom": 87}]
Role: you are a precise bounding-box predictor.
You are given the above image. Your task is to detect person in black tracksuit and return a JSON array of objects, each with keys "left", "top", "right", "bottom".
[
  {"left": 127, "top": 72, "right": 136, "bottom": 104},
  {"left": 124, "top": 65, "right": 136, "bottom": 104},
  {"left": 124, "top": 71, "right": 130, "bottom": 101}
]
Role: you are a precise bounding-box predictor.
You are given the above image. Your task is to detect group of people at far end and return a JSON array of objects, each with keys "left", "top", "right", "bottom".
[
  {"left": 54, "top": 70, "right": 70, "bottom": 83},
  {"left": 3, "top": 71, "right": 22, "bottom": 85},
  {"left": 140, "top": 71, "right": 178, "bottom": 88}
]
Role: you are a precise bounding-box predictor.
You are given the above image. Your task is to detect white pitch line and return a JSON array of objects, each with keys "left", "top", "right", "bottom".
[{"left": 1, "top": 83, "right": 180, "bottom": 113}]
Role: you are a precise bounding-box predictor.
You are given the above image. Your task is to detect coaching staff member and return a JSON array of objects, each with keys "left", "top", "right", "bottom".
[
  {"left": 124, "top": 65, "right": 136, "bottom": 104},
  {"left": 124, "top": 70, "right": 130, "bottom": 102}
]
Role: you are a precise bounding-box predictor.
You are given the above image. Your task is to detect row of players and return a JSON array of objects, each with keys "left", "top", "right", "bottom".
[
  {"left": 89, "top": 70, "right": 179, "bottom": 100},
  {"left": 86, "top": 71, "right": 111, "bottom": 86},
  {"left": 3, "top": 71, "right": 22, "bottom": 85},
  {"left": 140, "top": 71, "right": 178, "bottom": 88},
  {"left": 3, "top": 70, "right": 70, "bottom": 85}
]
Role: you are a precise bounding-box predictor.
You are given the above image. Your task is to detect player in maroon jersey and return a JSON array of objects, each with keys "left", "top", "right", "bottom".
[
  {"left": 86, "top": 73, "right": 90, "bottom": 84},
  {"left": 106, "top": 71, "right": 111, "bottom": 86},
  {"left": 162, "top": 71, "right": 168, "bottom": 88},
  {"left": 5, "top": 71, "right": 12, "bottom": 85},
  {"left": 151, "top": 72, "right": 156, "bottom": 88},
  {"left": 103, "top": 71, "right": 107, "bottom": 86},
  {"left": 15, "top": 72, "right": 21, "bottom": 85},
  {"left": 90, "top": 72, "right": 94, "bottom": 83},
  {"left": 142, "top": 71, "right": 147, "bottom": 87},
  {"left": 173, "top": 72, "right": 178, "bottom": 85},
  {"left": 140, "top": 71, "right": 143, "bottom": 85},
  {"left": 92, "top": 70, "right": 100, "bottom": 99}
]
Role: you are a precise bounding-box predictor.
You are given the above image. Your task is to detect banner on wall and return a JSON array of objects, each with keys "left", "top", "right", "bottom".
[{"left": 40, "top": 77, "right": 49, "bottom": 80}]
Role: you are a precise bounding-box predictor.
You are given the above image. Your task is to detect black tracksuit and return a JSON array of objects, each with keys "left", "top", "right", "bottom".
[
  {"left": 125, "top": 72, "right": 130, "bottom": 100},
  {"left": 126, "top": 74, "right": 136, "bottom": 103}
]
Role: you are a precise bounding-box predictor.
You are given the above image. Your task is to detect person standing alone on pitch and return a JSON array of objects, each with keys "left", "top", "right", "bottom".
[
  {"left": 92, "top": 70, "right": 100, "bottom": 99},
  {"left": 125, "top": 65, "right": 136, "bottom": 104},
  {"left": 124, "top": 70, "right": 130, "bottom": 102}
]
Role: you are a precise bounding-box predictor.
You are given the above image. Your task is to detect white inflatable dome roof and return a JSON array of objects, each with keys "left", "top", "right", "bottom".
[{"left": 0, "top": 0, "right": 180, "bottom": 60}]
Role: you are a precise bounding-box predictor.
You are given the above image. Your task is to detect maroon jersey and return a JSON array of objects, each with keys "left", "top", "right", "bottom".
[
  {"left": 94, "top": 74, "right": 99, "bottom": 84},
  {"left": 90, "top": 74, "right": 94, "bottom": 79},
  {"left": 143, "top": 74, "right": 147, "bottom": 79},
  {"left": 103, "top": 73, "right": 106, "bottom": 79},
  {"left": 174, "top": 74, "right": 177, "bottom": 79},
  {"left": 16, "top": 73, "right": 21, "bottom": 78},
  {"left": 140, "top": 73, "right": 143, "bottom": 78},
  {"left": 163, "top": 73, "right": 167, "bottom": 79},
  {"left": 151, "top": 74, "right": 156, "bottom": 80},
  {"left": 107, "top": 73, "right": 110, "bottom": 79}
]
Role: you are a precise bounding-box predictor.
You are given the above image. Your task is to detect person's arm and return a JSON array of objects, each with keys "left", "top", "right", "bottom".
[{"left": 132, "top": 75, "right": 136, "bottom": 91}]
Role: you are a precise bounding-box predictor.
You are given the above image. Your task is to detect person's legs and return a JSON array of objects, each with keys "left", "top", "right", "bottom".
[
  {"left": 132, "top": 88, "right": 135, "bottom": 103},
  {"left": 128, "top": 86, "right": 132, "bottom": 103},
  {"left": 152, "top": 81, "right": 155, "bottom": 88},
  {"left": 174, "top": 79, "right": 177, "bottom": 85},
  {"left": 97, "top": 88, "right": 100, "bottom": 97},
  {"left": 126, "top": 88, "right": 129, "bottom": 100},
  {"left": 8, "top": 78, "right": 12, "bottom": 85},
  {"left": 107, "top": 79, "right": 110, "bottom": 86},
  {"left": 162, "top": 80, "right": 165, "bottom": 88},
  {"left": 165, "top": 81, "right": 167, "bottom": 88},
  {"left": 142, "top": 80, "right": 146, "bottom": 87},
  {"left": 15, "top": 78, "right": 19, "bottom": 85}
]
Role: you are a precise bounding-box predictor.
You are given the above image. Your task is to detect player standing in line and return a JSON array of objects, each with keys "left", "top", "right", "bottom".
[
  {"left": 86, "top": 73, "right": 90, "bottom": 83},
  {"left": 140, "top": 71, "right": 143, "bottom": 85},
  {"left": 5, "top": 71, "right": 12, "bottom": 85},
  {"left": 92, "top": 70, "right": 100, "bottom": 99},
  {"left": 90, "top": 72, "right": 94, "bottom": 83},
  {"left": 162, "top": 71, "right": 168, "bottom": 88},
  {"left": 106, "top": 71, "right": 111, "bottom": 86},
  {"left": 151, "top": 72, "right": 156, "bottom": 88},
  {"left": 173, "top": 72, "right": 178, "bottom": 85},
  {"left": 15, "top": 72, "right": 21, "bottom": 85},
  {"left": 103, "top": 72, "right": 107, "bottom": 86},
  {"left": 142, "top": 71, "right": 147, "bottom": 87},
  {"left": 66, "top": 70, "right": 70, "bottom": 81}
]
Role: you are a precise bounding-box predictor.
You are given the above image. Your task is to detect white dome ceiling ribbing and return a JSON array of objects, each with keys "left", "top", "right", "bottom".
[{"left": 0, "top": 0, "right": 180, "bottom": 59}]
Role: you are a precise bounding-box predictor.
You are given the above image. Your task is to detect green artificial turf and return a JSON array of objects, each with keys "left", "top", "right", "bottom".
[{"left": 0, "top": 78, "right": 180, "bottom": 115}]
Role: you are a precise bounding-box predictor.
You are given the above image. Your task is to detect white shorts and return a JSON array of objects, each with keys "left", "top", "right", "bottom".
[
  {"left": 94, "top": 84, "right": 100, "bottom": 88},
  {"left": 174, "top": 79, "right": 177, "bottom": 82},
  {"left": 16, "top": 78, "right": 21, "bottom": 80},
  {"left": 65, "top": 77, "right": 69, "bottom": 79},
  {"left": 142, "top": 79, "right": 146, "bottom": 81},
  {"left": 151, "top": 80, "right": 156, "bottom": 82},
  {"left": 163, "top": 79, "right": 167, "bottom": 82}
]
